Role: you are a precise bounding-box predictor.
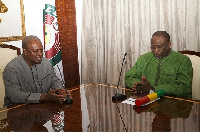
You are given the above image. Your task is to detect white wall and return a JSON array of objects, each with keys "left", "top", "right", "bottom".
[{"left": 6, "top": 0, "right": 44, "bottom": 51}]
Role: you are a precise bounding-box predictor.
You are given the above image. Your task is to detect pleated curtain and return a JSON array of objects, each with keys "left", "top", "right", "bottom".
[{"left": 79, "top": 0, "right": 200, "bottom": 86}]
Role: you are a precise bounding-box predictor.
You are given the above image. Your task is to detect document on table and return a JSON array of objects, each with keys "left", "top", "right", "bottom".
[{"left": 122, "top": 98, "right": 136, "bottom": 105}]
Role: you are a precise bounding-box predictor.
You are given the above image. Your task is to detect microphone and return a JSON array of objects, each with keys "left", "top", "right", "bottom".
[
  {"left": 52, "top": 58, "right": 73, "bottom": 104},
  {"left": 112, "top": 53, "right": 127, "bottom": 100}
]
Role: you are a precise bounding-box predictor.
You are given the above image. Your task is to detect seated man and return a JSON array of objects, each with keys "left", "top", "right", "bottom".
[
  {"left": 125, "top": 31, "right": 193, "bottom": 97},
  {"left": 3, "top": 35, "right": 69, "bottom": 106}
]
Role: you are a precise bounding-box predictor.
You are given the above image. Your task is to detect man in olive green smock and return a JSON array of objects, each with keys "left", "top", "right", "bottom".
[{"left": 125, "top": 31, "right": 193, "bottom": 97}]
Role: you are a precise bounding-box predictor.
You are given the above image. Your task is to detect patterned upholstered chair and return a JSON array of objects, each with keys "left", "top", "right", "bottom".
[
  {"left": 0, "top": 44, "right": 21, "bottom": 107},
  {"left": 179, "top": 50, "right": 200, "bottom": 100}
]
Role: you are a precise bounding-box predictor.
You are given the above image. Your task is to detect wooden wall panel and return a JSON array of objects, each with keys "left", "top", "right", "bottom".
[{"left": 56, "top": 0, "right": 80, "bottom": 89}]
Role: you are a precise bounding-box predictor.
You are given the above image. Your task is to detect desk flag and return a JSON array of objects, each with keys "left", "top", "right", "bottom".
[{"left": 43, "top": 0, "right": 64, "bottom": 83}]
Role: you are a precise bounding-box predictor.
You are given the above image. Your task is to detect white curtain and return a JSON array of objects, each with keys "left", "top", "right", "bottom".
[{"left": 79, "top": 0, "right": 200, "bottom": 85}]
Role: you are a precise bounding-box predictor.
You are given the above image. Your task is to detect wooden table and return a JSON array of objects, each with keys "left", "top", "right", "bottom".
[{"left": 0, "top": 83, "right": 199, "bottom": 132}]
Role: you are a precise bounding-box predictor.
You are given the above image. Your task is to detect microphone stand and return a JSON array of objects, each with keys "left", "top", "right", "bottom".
[
  {"left": 52, "top": 58, "right": 73, "bottom": 104},
  {"left": 112, "top": 53, "right": 127, "bottom": 100}
]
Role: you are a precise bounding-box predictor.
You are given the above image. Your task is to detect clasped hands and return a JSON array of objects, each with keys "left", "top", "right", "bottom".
[
  {"left": 132, "top": 76, "right": 153, "bottom": 94},
  {"left": 46, "top": 88, "right": 71, "bottom": 103}
]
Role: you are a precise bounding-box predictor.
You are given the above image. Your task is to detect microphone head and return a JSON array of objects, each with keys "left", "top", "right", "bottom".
[
  {"left": 112, "top": 93, "right": 127, "bottom": 101},
  {"left": 124, "top": 53, "right": 127, "bottom": 56}
]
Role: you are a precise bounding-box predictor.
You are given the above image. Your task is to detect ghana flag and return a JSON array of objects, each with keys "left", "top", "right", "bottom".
[{"left": 43, "top": 0, "right": 64, "bottom": 85}]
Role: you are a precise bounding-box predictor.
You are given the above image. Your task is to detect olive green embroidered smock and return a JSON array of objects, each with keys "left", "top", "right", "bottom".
[{"left": 125, "top": 50, "right": 193, "bottom": 97}]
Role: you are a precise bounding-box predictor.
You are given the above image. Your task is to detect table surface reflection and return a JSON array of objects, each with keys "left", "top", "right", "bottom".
[{"left": 0, "top": 83, "right": 200, "bottom": 132}]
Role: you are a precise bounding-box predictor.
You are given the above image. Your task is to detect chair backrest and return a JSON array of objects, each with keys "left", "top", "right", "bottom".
[
  {"left": 0, "top": 44, "right": 21, "bottom": 107},
  {"left": 179, "top": 50, "right": 200, "bottom": 100}
]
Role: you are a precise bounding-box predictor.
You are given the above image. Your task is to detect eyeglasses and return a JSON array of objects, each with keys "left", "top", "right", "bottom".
[{"left": 150, "top": 45, "right": 166, "bottom": 51}]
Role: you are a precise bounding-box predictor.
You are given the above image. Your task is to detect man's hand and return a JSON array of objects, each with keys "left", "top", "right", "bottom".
[
  {"left": 55, "top": 88, "right": 72, "bottom": 98},
  {"left": 40, "top": 88, "right": 67, "bottom": 103},
  {"left": 132, "top": 76, "right": 153, "bottom": 94}
]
